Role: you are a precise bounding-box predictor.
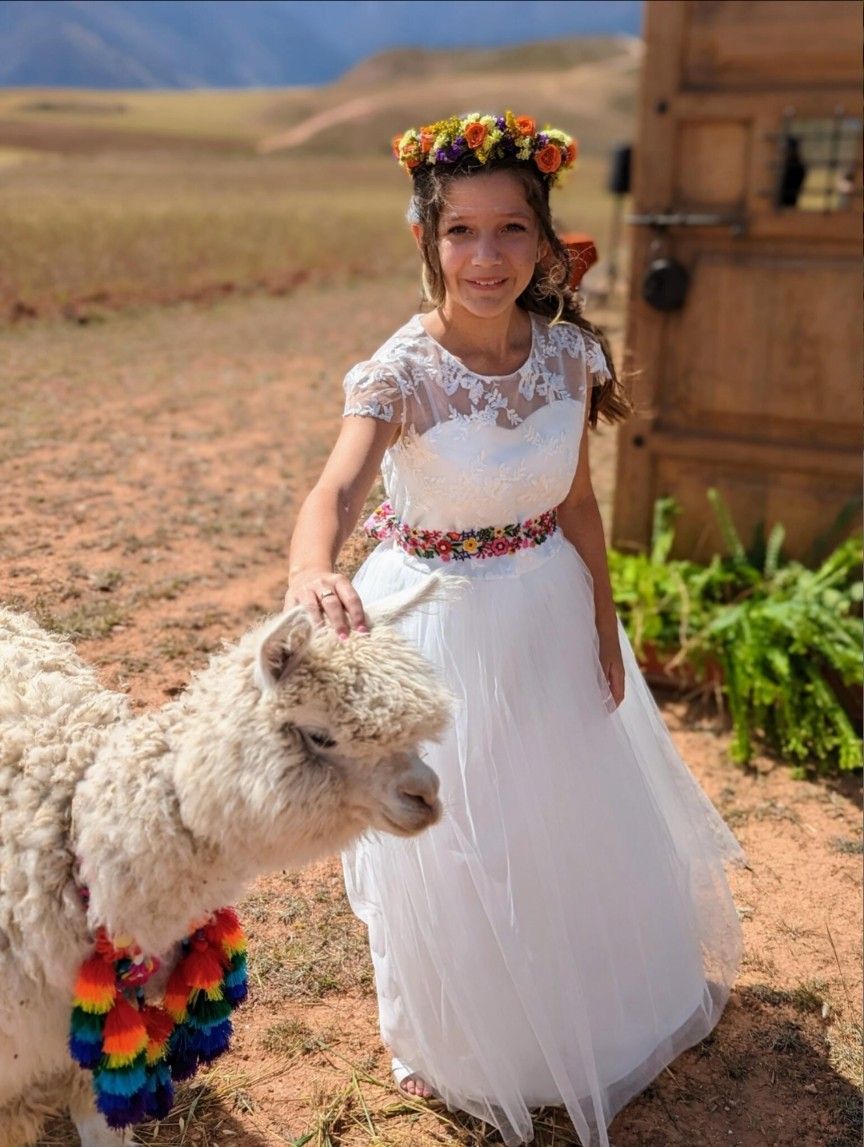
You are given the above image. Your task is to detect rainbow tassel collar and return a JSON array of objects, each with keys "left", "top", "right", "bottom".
[{"left": 69, "top": 904, "right": 248, "bottom": 1129}]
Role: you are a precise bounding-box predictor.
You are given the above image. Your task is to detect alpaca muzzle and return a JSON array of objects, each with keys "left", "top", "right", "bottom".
[{"left": 381, "top": 752, "right": 441, "bottom": 835}]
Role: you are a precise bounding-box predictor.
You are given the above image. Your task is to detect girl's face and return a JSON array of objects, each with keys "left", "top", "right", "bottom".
[{"left": 416, "top": 169, "right": 546, "bottom": 322}]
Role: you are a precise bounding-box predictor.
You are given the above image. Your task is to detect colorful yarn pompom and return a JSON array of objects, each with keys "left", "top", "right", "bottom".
[
  {"left": 223, "top": 951, "right": 249, "bottom": 1005},
  {"left": 142, "top": 1004, "right": 174, "bottom": 1062},
  {"left": 102, "top": 995, "right": 149, "bottom": 1067},
  {"left": 73, "top": 952, "right": 117, "bottom": 1014},
  {"left": 68, "top": 905, "right": 248, "bottom": 1130},
  {"left": 69, "top": 1007, "right": 105, "bottom": 1069},
  {"left": 178, "top": 940, "right": 225, "bottom": 994}
]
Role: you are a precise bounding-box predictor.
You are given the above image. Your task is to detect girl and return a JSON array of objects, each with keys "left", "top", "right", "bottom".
[{"left": 284, "top": 113, "right": 743, "bottom": 1147}]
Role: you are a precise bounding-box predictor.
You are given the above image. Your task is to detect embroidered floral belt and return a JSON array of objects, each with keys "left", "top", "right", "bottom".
[{"left": 364, "top": 500, "right": 558, "bottom": 562}]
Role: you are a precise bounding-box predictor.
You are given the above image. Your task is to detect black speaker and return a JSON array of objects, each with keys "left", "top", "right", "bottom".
[
  {"left": 641, "top": 257, "right": 689, "bottom": 311},
  {"left": 607, "top": 144, "right": 632, "bottom": 195}
]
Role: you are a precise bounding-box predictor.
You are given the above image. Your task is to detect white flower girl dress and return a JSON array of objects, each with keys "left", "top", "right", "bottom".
[{"left": 341, "top": 311, "right": 743, "bottom": 1147}]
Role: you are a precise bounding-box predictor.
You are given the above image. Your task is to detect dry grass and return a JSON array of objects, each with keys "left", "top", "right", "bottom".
[
  {"left": 0, "top": 150, "right": 614, "bottom": 322},
  {"left": 242, "top": 872, "right": 375, "bottom": 1007},
  {"left": 0, "top": 86, "right": 314, "bottom": 144},
  {"left": 0, "top": 154, "right": 416, "bottom": 318}
]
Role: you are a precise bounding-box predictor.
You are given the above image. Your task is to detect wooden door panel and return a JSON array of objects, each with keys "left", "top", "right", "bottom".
[
  {"left": 653, "top": 455, "right": 857, "bottom": 563},
  {"left": 684, "top": 1, "right": 861, "bottom": 90},
  {"left": 613, "top": 0, "right": 862, "bottom": 561},
  {"left": 675, "top": 120, "right": 750, "bottom": 206},
  {"left": 659, "top": 250, "right": 861, "bottom": 445}
]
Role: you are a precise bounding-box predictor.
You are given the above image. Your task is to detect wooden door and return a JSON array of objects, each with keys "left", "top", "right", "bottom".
[{"left": 612, "top": 0, "right": 862, "bottom": 562}]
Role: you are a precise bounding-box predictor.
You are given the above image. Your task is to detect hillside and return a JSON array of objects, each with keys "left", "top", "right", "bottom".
[
  {"left": 259, "top": 36, "right": 641, "bottom": 158},
  {"left": 0, "top": 37, "right": 641, "bottom": 158},
  {"left": 340, "top": 37, "right": 637, "bottom": 86}
]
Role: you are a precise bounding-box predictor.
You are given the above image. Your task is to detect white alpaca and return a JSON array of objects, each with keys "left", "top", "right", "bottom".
[{"left": 0, "top": 579, "right": 451, "bottom": 1147}]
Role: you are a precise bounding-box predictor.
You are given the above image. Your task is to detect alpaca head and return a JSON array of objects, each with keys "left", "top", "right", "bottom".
[{"left": 173, "top": 578, "right": 453, "bottom": 873}]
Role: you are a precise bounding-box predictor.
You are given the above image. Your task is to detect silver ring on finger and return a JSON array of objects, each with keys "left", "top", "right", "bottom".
[{"left": 319, "top": 590, "right": 336, "bottom": 600}]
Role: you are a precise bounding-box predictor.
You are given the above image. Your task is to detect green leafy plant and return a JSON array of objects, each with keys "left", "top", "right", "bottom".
[{"left": 609, "top": 491, "right": 863, "bottom": 773}]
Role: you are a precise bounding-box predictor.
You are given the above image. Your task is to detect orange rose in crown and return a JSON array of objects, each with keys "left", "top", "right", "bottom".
[
  {"left": 514, "top": 115, "right": 536, "bottom": 136},
  {"left": 464, "top": 121, "right": 488, "bottom": 148},
  {"left": 534, "top": 143, "right": 563, "bottom": 175}
]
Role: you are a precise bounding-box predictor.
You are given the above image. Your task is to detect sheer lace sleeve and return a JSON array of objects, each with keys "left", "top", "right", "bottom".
[
  {"left": 551, "top": 321, "right": 611, "bottom": 399},
  {"left": 583, "top": 330, "right": 612, "bottom": 388},
  {"left": 343, "top": 360, "right": 405, "bottom": 424}
]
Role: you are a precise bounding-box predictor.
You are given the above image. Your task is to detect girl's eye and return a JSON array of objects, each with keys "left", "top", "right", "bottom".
[
  {"left": 503, "top": 223, "right": 528, "bottom": 232},
  {"left": 445, "top": 224, "right": 469, "bottom": 235}
]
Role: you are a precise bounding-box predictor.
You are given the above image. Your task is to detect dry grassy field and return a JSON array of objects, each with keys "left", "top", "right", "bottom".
[
  {"left": 0, "top": 149, "right": 613, "bottom": 321},
  {"left": 0, "top": 37, "right": 636, "bottom": 320},
  {"left": 1, "top": 44, "right": 861, "bottom": 1147}
]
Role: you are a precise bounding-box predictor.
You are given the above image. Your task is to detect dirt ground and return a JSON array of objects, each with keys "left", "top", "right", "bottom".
[{"left": 1, "top": 275, "right": 860, "bottom": 1147}]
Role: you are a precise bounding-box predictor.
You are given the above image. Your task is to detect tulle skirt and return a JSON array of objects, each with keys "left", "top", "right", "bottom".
[{"left": 343, "top": 531, "right": 744, "bottom": 1147}]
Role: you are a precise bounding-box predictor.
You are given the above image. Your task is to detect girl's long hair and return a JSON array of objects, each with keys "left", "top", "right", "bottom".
[{"left": 409, "top": 158, "right": 631, "bottom": 427}]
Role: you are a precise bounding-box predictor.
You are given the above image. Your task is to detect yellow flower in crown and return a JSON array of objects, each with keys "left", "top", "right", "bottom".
[
  {"left": 462, "top": 536, "right": 480, "bottom": 554},
  {"left": 392, "top": 111, "right": 578, "bottom": 187}
]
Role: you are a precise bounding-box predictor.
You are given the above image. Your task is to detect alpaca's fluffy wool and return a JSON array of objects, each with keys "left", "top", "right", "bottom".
[{"left": 0, "top": 584, "right": 451, "bottom": 1146}]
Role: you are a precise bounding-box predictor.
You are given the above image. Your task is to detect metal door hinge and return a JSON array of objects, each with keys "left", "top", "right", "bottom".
[{"left": 627, "top": 211, "right": 747, "bottom": 234}]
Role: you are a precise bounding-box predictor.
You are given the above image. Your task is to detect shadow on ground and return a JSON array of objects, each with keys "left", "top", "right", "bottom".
[
  {"left": 428, "top": 984, "right": 863, "bottom": 1147},
  {"left": 39, "top": 1080, "right": 273, "bottom": 1147}
]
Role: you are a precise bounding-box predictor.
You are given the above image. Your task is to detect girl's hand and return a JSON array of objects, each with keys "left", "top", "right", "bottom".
[
  {"left": 598, "top": 629, "right": 625, "bottom": 709},
  {"left": 284, "top": 572, "right": 368, "bottom": 640}
]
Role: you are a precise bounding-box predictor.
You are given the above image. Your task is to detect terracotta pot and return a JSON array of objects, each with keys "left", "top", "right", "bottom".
[
  {"left": 638, "top": 641, "right": 723, "bottom": 692},
  {"left": 560, "top": 232, "right": 598, "bottom": 288}
]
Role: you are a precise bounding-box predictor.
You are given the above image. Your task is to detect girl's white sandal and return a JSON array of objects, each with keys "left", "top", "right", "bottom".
[{"left": 391, "top": 1057, "right": 439, "bottom": 1099}]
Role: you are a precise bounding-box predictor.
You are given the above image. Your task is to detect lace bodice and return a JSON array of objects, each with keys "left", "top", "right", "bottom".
[{"left": 343, "top": 312, "right": 609, "bottom": 534}]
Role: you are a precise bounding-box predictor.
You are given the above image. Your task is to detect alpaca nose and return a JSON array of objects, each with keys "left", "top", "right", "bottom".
[{"left": 399, "top": 753, "right": 440, "bottom": 809}]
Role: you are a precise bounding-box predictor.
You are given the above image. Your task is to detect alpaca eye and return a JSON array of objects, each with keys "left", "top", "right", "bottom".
[
  {"left": 281, "top": 723, "right": 338, "bottom": 754},
  {"left": 302, "top": 728, "right": 337, "bottom": 751}
]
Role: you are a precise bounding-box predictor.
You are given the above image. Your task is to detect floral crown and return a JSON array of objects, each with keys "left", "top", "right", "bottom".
[{"left": 392, "top": 111, "right": 578, "bottom": 187}]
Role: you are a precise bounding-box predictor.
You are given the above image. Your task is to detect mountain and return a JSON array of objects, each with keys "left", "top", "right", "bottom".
[
  {"left": 0, "top": 1, "right": 346, "bottom": 87},
  {"left": 0, "top": 0, "right": 643, "bottom": 88}
]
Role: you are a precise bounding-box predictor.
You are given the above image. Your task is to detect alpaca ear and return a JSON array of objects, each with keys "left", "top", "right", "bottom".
[
  {"left": 255, "top": 608, "right": 314, "bottom": 692},
  {"left": 365, "top": 572, "right": 467, "bottom": 628}
]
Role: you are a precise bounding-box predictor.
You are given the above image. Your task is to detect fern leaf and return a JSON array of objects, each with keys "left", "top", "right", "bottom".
[
  {"left": 764, "top": 523, "right": 786, "bottom": 578},
  {"left": 707, "top": 487, "right": 746, "bottom": 563}
]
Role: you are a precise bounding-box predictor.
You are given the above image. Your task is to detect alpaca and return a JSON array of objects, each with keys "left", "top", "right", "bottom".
[{"left": 0, "top": 578, "right": 452, "bottom": 1147}]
